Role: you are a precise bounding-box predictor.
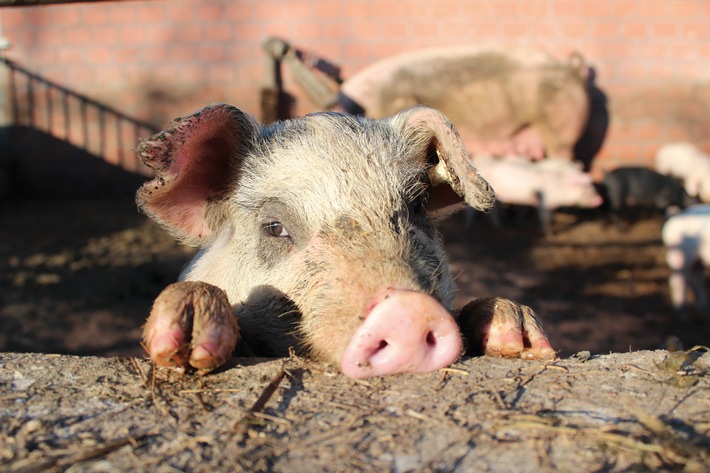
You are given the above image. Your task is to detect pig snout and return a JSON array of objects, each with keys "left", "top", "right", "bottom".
[{"left": 340, "top": 287, "right": 463, "bottom": 379}]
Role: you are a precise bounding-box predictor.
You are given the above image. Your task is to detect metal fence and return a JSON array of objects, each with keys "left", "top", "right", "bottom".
[{"left": 1, "top": 57, "right": 158, "bottom": 174}]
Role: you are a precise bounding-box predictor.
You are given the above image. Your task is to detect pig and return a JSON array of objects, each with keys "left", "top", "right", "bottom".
[
  {"left": 467, "top": 155, "right": 603, "bottom": 233},
  {"left": 661, "top": 204, "right": 710, "bottom": 319},
  {"left": 601, "top": 167, "right": 695, "bottom": 227},
  {"left": 336, "top": 46, "right": 590, "bottom": 162},
  {"left": 655, "top": 142, "right": 710, "bottom": 202},
  {"left": 137, "top": 103, "right": 555, "bottom": 379}
]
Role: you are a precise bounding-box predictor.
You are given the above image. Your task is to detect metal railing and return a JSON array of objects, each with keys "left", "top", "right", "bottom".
[{"left": 1, "top": 57, "right": 158, "bottom": 174}]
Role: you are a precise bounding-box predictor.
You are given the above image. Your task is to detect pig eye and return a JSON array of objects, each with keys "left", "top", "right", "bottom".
[
  {"left": 411, "top": 194, "right": 427, "bottom": 214},
  {"left": 263, "top": 221, "right": 290, "bottom": 238}
]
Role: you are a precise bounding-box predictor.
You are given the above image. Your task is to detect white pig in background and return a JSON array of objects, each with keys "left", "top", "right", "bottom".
[
  {"left": 662, "top": 204, "right": 710, "bottom": 319},
  {"left": 468, "top": 155, "right": 603, "bottom": 232},
  {"left": 656, "top": 142, "right": 710, "bottom": 202}
]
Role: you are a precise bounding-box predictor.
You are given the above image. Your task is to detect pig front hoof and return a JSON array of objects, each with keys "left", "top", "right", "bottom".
[
  {"left": 459, "top": 297, "right": 556, "bottom": 360},
  {"left": 142, "top": 281, "right": 239, "bottom": 375}
]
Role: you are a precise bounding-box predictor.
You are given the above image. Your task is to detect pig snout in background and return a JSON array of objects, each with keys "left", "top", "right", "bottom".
[
  {"left": 600, "top": 167, "right": 696, "bottom": 229},
  {"left": 336, "top": 46, "right": 594, "bottom": 165},
  {"left": 662, "top": 204, "right": 710, "bottom": 320},
  {"left": 465, "top": 155, "right": 603, "bottom": 234},
  {"left": 137, "top": 104, "right": 555, "bottom": 379},
  {"left": 655, "top": 142, "right": 710, "bottom": 203}
]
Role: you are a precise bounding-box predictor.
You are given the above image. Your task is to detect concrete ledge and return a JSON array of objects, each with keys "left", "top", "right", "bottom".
[{"left": 1, "top": 350, "right": 708, "bottom": 472}]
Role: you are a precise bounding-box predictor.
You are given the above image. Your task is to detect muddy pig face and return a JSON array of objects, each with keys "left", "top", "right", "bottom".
[{"left": 137, "top": 104, "right": 494, "bottom": 378}]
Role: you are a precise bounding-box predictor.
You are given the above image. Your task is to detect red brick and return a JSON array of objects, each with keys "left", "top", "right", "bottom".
[
  {"left": 520, "top": 0, "right": 549, "bottom": 17},
  {"left": 321, "top": 21, "right": 351, "bottom": 40},
  {"left": 289, "top": 21, "right": 324, "bottom": 41},
  {"left": 170, "top": 24, "right": 204, "bottom": 43},
  {"left": 119, "top": 25, "right": 149, "bottom": 45},
  {"left": 370, "top": 0, "right": 408, "bottom": 16},
  {"left": 579, "top": 0, "right": 608, "bottom": 18},
  {"left": 379, "top": 19, "right": 409, "bottom": 38},
  {"left": 57, "top": 48, "right": 84, "bottom": 64},
  {"left": 166, "top": 3, "right": 198, "bottom": 23},
  {"left": 167, "top": 45, "right": 200, "bottom": 63},
  {"left": 668, "top": 0, "right": 698, "bottom": 17},
  {"left": 139, "top": 46, "right": 170, "bottom": 63},
  {"left": 486, "top": 1, "right": 519, "bottom": 16},
  {"left": 469, "top": 21, "right": 499, "bottom": 38},
  {"left": 82, "top": 6, "right": 111, "bottom": 26},
  {"left": 93, "top": 64, "right": 124, "bottom": 85},
  {"left": 632, "top": 121, "right": 662, "bottom": 140},
  {"left": 560, "top": 20, "right": 591, "bottom": 38},
  {"left": 37, "top": 27, "right": 64, "bottom": 45},
  {"left": 86, "top": 46, "right": 113, "bottom": 64},
  {"left": 682, "top": 22, "right": 709, "bottom": 41},
  {"left": 109, "top": 3, "right": 139, "bottom": 24},
  {"left": 347, "top": 18, "right": 380, "bottom": 38},
  {"left": 198, "top": 44, "right": 226, "bottom": 63},
  {"left": 64, "top": 27, "right": 92, "bottom": 46},
  {"left": 0, "top": 10, "right": 28, "bottom": 28},
  {"left": 621, "top": 22, "right": 647, "bottom": 39},
  {"left": 178, "top": 63, "right": 208, "bottom": 84},
  {"left": 136, "top": 3, "right": 168, "bottom": 24},
  {"left": 224, "top": 2, "right": 254, "bottom": 21},
  {"left": 498, "top": 20, "right": 532, "bottom": 38},
  {"left": 204, "top": 23, "right": 234, "bottom": 42},
  {"left": 652, "top": 22, "right": 678, "bottom": 38},
  {"left": 23, "top": 8, "right": 54, "bottom": 27},
  {"left": 314, "top": 0, "right": 341, "bottom": 18},
  {"left": 50, "top": 6, "right": 82, "bottom": 26},
  {"left": 608, "top": 0, "right": 642, "bottom": 18},
  {"left": 342, "top": 43, "right": 373, "bottom": 62},
  {"left": 115, "top": 47, "right": 139, "bottom": 64},
  {"left": 88, "top": 25, "right": 120, "bottom": 45},
  {"left": 198, "top": 3, "right": 225, "bottom": 21},
  {"left": 551, "top": 0, "right": 581, "bottom": 16},
  {"left": 591, "top": 21, "right": 618, "bottom": 39}
]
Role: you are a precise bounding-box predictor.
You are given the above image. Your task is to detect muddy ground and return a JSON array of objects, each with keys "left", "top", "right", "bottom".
[{"left": 1, "top": 196, "right": 710, "bottom": 472}]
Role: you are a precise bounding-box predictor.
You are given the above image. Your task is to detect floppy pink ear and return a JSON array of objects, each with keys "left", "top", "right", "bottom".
[
  {"left": 394, "top": 105, "right": 496, "bottom": 213},
  {"left": 136, "top": 104, "right": 261, "bottom": 246}
]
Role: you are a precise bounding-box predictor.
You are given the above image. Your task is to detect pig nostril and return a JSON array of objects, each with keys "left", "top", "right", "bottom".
[
  {"left": 426, "top": 331, "right": 436, "bottom": 347},
  {"left": 376, "top": 340, "right": 388, "bottom": 352}
]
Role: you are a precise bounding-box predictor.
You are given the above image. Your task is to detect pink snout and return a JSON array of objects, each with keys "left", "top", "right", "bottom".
[{"left": 340, "top": 288, "right": 463, "bottom": 379}]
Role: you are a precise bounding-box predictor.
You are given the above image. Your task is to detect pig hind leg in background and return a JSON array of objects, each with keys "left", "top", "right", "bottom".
[
  {"left": 137, "top": 104, "right": 555, "bottom": 378},
  {"left": 662, "top": 205, "right": 710, "bottom": 320}
]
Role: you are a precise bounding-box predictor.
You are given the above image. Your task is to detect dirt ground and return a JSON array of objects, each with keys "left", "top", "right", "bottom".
[{"left": 1, "top": 196, "right": 710, "bottom": 472}]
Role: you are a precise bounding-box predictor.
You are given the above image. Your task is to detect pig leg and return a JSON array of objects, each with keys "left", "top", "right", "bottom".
[
  {"left": 686, "top": 263, "right": 709, "bottom": 317},
  {"left": 666, "top": 246, "right": 693, "bottom": 319},
  {"left": 142, "top": 281, "right": 239, "bottom": 375},
  {"left": 458, "top": 297, "right": 556, "bottom": 360},
  {"left": 511, "top": 125, "right": 547, "bottom": 160},
  {"left": 534, "top": 190, "right": 553, "bottom": 235}
]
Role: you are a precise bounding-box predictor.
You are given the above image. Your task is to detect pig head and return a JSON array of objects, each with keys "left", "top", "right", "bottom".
[{"left": 137, "top": 104, "right": 554, "bottom": 378}]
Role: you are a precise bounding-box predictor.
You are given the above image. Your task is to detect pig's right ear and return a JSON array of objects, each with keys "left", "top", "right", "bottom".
[
  {"left": 136, "top": 104, "right": 260, "bottom": 246},
  {"left": 394, "top": 106, "right": 496, "bottom": 214}
]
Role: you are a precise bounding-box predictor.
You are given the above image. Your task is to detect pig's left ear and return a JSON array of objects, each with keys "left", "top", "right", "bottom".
[
  {"left": 136, "top": 104, "right": 261, "bottom": 246},
  {"left": 393, "top": 106, "right": 495, "bottom": 215}
]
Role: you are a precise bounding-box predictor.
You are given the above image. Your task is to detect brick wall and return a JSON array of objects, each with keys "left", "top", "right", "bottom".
[{"left": 1, "top": 0, "right": 708, "bottom": 176}]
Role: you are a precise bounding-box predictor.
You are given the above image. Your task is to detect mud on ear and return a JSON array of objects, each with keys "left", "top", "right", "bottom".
[
  {"left": 136, "top": 104, "right": 261, "bottom": 246},
  {"left": 393, "top": 105, "right": 495, "bottom": 216}
]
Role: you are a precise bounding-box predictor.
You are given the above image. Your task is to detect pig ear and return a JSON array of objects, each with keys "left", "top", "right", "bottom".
[
  {"left": 136, "top": 104, "right": 260, "bottom": 246},
  {"left": 394, "top": 106, "right": 495, "bottom": 213}
]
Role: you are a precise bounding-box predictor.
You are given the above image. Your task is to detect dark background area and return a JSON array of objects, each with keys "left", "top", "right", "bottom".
[{"left": 1, "top": 143, "right": 707, "bottom": 359}]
